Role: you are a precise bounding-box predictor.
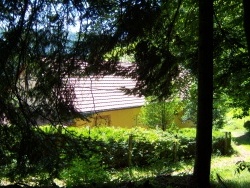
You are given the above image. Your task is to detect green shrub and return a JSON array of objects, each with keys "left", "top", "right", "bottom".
[
  {"left": 6, "top": 126, "right": 228, "bottom": 187},
  {"left": 235, "top": 161, "right": 250, "bottom": 174},
  {"left": 243, "top": 121, "right": 250, "bottom": 131},
  {"left": 60, "top": 156, "right": 109, "bottom": 187},
  {"left": 68, "top": 127, "right": 230, "bottom": 169}
]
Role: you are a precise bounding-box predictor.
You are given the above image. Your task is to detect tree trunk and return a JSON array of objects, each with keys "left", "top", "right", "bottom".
[
  {"left": 193, "top": 0, "right": 213, "bottom": 187},
  {"left": 243, "top": 0, "right": 250, "bottom": 57}
]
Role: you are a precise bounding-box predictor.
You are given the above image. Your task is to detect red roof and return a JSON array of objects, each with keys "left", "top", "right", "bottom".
[{"left": 68, "top": 75, "right": 145, "bottom": 113}]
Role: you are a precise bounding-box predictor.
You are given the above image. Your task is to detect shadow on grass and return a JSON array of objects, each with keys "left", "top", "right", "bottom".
[
  {"left": 2, "top": 175, "right": 250, "bottom": 188},
  {"left": 224, "top": 181, "right": 250, "bottom": 188},
  {"left": 68, "top": 175, "right": 194, "bottom": 188},
  {"left": 0, "top": 175, "right": 194, "bottom": 188},
  {"left": 233, "top": 132, "right": 250, "bottom": 145}
]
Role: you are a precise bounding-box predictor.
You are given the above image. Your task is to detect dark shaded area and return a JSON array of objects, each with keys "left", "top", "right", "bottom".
[
  {"left": 243, "top": 0, "right": 250, "bottom": 57},
  {"left": 1, "top": 174, "right": 230, "bottom": 188},
  {"left": 233, "top": 132, "right": 250, "bottom": 145},
  {"left": 0, "top": 175, "right": 195, "bottom": 188}
]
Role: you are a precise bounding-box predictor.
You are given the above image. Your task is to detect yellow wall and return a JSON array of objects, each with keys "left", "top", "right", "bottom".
[
  {"left": 73, "top": 107, "right": 143, "bottom": 128},
  {"left": 174, "top": 111, "right": 196, "bottom": 128},
  {"left": 72, "top": 107, "right": 195, "bottom": 129}
]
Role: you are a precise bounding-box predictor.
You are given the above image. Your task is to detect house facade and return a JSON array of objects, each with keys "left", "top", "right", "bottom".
[
  {"left": 67, "top": 61, "right": 195, "bottom": 129},
  {"left": 70, "top": 75, "right": 145, "bottom": 128}
]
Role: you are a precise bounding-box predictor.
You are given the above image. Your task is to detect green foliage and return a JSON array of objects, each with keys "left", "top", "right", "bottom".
[
  {"left": 0, "top": 126, "right": 230, "bottom": 186},
  {"left": 181, "top": 83, "right": 198, "bottom": 123},
  {"left": 0, "top": 1, "right": 89, "bottom": 182},
  {"left": 138, "top": 96, "right": 183, "bottom": 130},
  {"left": 182, "top": 83, "right": 229, "bottom": 129},
  {"left": 235, "top": 161, "right": 250, "bottom": 174},
  {"left": 60, "top": 156, "right": 109, "bottom": 187},
  {"left": 0, "top": 1, "right": 248, "bottom": 187},
  {"left": 0, "top": 126, "right": 91, "bottom": 186},
  {"left": 69, "top": 127, "right": 230, "bottom": 168},
  {"left": 243, "top": 121, "right": 250, "bottom": 131}
]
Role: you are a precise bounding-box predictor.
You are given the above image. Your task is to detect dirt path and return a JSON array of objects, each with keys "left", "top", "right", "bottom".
[
  {"left": 231, "top": 131, "right": 250, "bottom": 160},
  {"left": 210, "top": 130, "right": 250, "bottom": 172}
]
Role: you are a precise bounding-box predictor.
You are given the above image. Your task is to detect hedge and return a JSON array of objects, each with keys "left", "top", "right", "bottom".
[{"left": 67, "top": 127, "right": 232, "bottom": 168}]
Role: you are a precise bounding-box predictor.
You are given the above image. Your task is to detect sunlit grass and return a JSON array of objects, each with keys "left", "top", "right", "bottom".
[
  {"left": 210, "top": 113, "right": 250, "bottom": 187},
  {"left": 222, "top": 110, "right": 250, "bottom": 132},
  {"left": 211, "top": 158, "right": 250, "bottom": 188},
  {"left": 109, "top": 160, "right": 194, "bottom": 183},
  {"left": 109, "top": 167, "right": 155, "bottom": 182}
]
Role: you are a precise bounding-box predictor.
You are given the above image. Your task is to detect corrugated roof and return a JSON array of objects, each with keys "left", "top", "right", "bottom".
[{"left": 69, "top": 75, "right": 145, "bottom": 113}]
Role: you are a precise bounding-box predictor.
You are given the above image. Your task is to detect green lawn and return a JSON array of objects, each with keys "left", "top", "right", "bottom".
[{"left": 210, "top": 113, "right": 250, "bottom": 187}]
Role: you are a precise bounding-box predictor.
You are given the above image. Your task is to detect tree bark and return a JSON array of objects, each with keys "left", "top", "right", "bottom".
[
  {"left": 193, "top": 0, "right": 213, "bottom": 187},
  {"left": 243, "top": 0, "right": 250, "bottom": 57}
]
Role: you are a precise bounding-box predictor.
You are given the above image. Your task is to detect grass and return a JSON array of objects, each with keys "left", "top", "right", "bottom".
[
  {"left": 209, "top": 113, "right": 250, "bottom": 187},
  {"left": 211, "top": 155, "right": 250, "bottom": 187}
]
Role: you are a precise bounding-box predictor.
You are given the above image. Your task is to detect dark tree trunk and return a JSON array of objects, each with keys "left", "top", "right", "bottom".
[
  {"left": 193, "top": 0, "right": 213, "bottom": 187},
  {"left": 243, "top": 0, "right": 250, "bottom": 57}
]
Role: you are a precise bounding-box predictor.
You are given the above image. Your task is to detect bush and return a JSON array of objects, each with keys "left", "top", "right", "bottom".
[
  {"left": 235, "top": 160, "right": 250, "bottom": 174},
  {"left": 60, "top": 156, "right": 109, "bottom": 187},
  {"left": 243, "top": 121, "right": 250, "bottom": 131},
  {"left": 69, "top": 127, "right": 230, "bottom": 168},
  {"left": 1, "top": 126, "right": 229, "bottom": 186}
]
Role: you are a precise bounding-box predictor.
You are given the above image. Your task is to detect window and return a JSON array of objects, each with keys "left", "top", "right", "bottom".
[{"left": 94, "top": 115, "right": 111, "bottom": 126}]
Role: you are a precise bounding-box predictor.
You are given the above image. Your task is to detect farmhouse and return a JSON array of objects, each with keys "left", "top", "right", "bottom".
[
  {"left": 69, "top": 74, "right": 145, "bottom": 128},
  {"left": 68, "top": 75, "right": 195, "bottom": 129}
]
